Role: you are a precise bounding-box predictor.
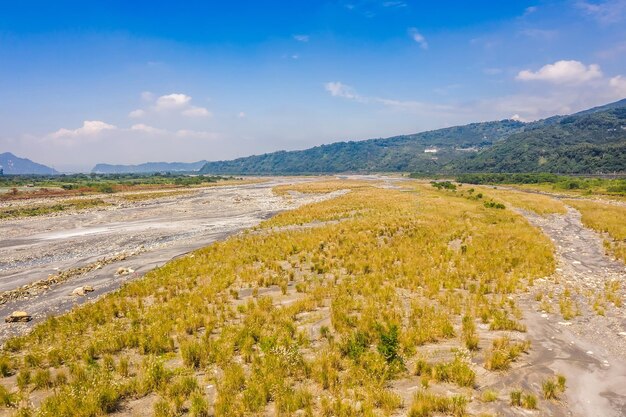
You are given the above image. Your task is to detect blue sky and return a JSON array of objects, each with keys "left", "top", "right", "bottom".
[{"left": 1, "top": 0, "right": 625, "bottom": 172}]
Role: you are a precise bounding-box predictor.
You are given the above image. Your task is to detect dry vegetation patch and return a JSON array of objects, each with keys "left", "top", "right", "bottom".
[
  {"left": 472, "top": 186, "right": 567, "bottom": 216},
  {"left": 0, "top": 180, "right": 559, "bottom": 416},
  {"left": 118, "top": 191, "right": 195, "bottom": 202},
  {"left": 0, "top": 199, "right": 108, "bottom": 220},
  {"left": 565, "top": 199, "right": 626, "bottom": 262}
]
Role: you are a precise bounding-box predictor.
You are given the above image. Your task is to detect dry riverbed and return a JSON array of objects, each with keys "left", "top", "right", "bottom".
[
  {"left": 0, "top": 178, "right": 341, "bottom": 341},
  {"left": 516, "top": 204, "right": 626, "bottom": 417}
]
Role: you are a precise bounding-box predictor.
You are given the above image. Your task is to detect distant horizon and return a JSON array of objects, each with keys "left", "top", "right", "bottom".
[
  {"left": 3, "top": 93, "right": 626, "bottom": 174},
  {"left": 8, "top": 94, "right": 626, "bottom": 173},
  {"left": 1, "top": 1, "right": 625, "bottom": 172}
]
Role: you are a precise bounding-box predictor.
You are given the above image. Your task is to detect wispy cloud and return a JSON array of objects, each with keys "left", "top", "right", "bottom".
[
  {"left": 324, "top": 82, "right": 362, "bottom": 101},
  {"left": 324, "top": 81, "right": 453, "bottom": 112},
  {"left": 130, "top": 124, "right": 166, "bottom": 135},
  {"left": 408, "top": 28, "right": 428, "bottom": 49},
  {"left": 293, "top": 34, "right": 309, "bottom": 42},
  {"left": 523, "top": 6, "right": 538, "bottom": 16},
  {"left": 577, "top": 0, "right": 626, "bottom": 24},
  {"left": 519, "top": 28, "right": 558, "bottom": 40},
  {"left": 325, "top": 68, "right": 626, "bottom": 124},
  {"left": 382, "top": 1, "right": 407, "bottom": 8}
]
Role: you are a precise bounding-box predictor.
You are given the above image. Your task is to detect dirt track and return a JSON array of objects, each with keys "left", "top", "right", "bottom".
[{"left": 0, "top": 179, "right": 340, "bottom": 341}]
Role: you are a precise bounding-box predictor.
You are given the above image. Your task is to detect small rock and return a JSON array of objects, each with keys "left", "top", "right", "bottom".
[
  {"left": 5, "top": 311, "right": 32, "bottom": 323},
  {"left": 72, "top": 287, "right": 86, "bottom": 296},
  {"left": 115, "top": 267, "right": 134, "bottom": 276},
  {"left": 83, "top": 285, "right": 94, "bottom": 292}
]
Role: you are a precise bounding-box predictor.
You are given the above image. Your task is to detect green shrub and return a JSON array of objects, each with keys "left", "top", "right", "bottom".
[
  {"left": 522, "top": 393, "right": 537, "bottom": 409},
  {"left": 510, "top": 389, "right": 522, "bottom": 406},
  {"left": 480, "top": 389, "right": 498, "bottom": 402}
]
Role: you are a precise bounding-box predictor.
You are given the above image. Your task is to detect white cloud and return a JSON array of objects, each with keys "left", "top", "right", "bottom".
[
  {"left": 577, "top": 0, "right": 626, "bottom": 24},
  {"left": 324, "top": 82, "right": 361, "bottom": 100},
  {"left": 129, "top": 92, "right": 212, "bottom": 119},
  {"left": 128, "top": 109, "right": 146, "bottom": 118},
  {"left": 408, "top": 28, "right": 428, "bottom": 49},
  {"left": 516, "top": 60, "right": 602, "bottom": 84},
  {"left": 181, "top": 106, "right": 212, "bottom": 117},
  {"left": 49, "top": 120, "right": 116, "bottom": 139},
  {"left": 610, "top": 75, "right": 626, "bottom": 96},
  {"left": 238, "top": 112, "right": 246, "bottom": 118},
  {"left": 130, "top": 124, "right": 166, "bottom": 134},
  {"left": 293, "top": 34, "right": 309, "bottom": 42},
  {"left": 155, "top": 93, "right": 192, "bottom": 111}
]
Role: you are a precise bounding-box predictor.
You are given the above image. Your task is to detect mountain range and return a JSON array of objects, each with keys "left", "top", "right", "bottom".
[
  {"left": 0, "top": 152, "right": 58, "bottom": 175},
  {"left": 92, "top": 161, "right": 208, "bottom": 174},
  {"left": 198, "top": 98, "right": 626, "bottom": 175}
]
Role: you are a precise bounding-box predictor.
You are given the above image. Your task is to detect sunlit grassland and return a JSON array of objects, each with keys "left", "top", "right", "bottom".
[
  {"left": 473, "top": 187, "right": 567, "bottom": 216},
  {"left": 271, "top": 179, "right": 373, "bottom": 196},
  {"left": 565, "top": 199, "right": 626, "bottom": 263},
  {"left": 513, "top": 182, "right": 626, "bottom": 202},
  {"left": 118, "top": 190, "right": 194, "bottom": 202},
  {"left": 0, "top": 180, "right": 555, "bottom": 416},
  {"left": 0, "top": 199, "right": 108, "bottom": 220}
]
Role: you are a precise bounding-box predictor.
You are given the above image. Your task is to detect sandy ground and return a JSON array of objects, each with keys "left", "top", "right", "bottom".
[
  {"left": 0, "top": 178, "right": 342, "bottom": 341},
  {"left": 518, "top": 206, "right": 626, "bottom": 417}
]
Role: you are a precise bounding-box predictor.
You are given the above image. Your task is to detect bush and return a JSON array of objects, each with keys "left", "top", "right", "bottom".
[
  {"left": 377, "top": 324, "right": 403, "bottom": 366},
  {"left": 481, "top": 389, "right": 498, "bottom": 402},
  {"left": 484, "top": 337, "right": 530, "bottom": 371},
  {"left": 408, "top": 391, "right": 467, "bottom": 417},
  {"left": 542, "top": 375, "right": 566, "bottom": 400},
  {"left": 510, "top": 389, "right": 522, "bottom": 406},
  {"left": 522, "top": 393, "right": 537, "bottom": 409}
]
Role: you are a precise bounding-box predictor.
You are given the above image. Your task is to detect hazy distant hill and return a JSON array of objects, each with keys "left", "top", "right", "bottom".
[
  {"left": 197, "top": 99, "right": 626, "bottom": 175},
  {"left": 92, "top": 161, "right": 208, "bottom": 174},
  {"left": 0, "top": 152, "right": 58, "bottom": 175}
]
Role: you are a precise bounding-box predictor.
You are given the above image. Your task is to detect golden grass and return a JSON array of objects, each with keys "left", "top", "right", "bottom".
[
  {"left": 272, "top": 179, "right": 374, "bottom": 196},
  {"left": 513, "top": 183, "right": 626, "bottom": 202},
  {"left": 119, "top": 190, "right": 194, "bottom": 202},
  {"left": 565, "top": 199, "right": 626, "bottom": 262},
  {"left": 0, "top": 180, "right": 554, "bottom": 415},
  {"left": 472, "top": 186, "right": 567, "bottom": 216},
  {"left": 0, "top": 198, "right": 108, "bottom": 220}
]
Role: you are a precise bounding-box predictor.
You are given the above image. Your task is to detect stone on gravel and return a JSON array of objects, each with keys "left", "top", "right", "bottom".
[
  {"left": 83, "top": 285, "right": 94, "bottom": 292},
  {"left": 72, "top": 287, "right": 86, "bottom": 296},
  {"left": 5, "top": 311, "right": 32, "bottom": 323},
  {"left": 115, "top": 267, "right": 134, "bottom": 276}
]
